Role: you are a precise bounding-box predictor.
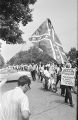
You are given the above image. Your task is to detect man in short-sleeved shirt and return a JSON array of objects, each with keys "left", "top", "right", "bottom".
[
  {"left": 0, "top": 79, "right": 7, "bottom": 101},
  {"left": 0, "top": 75, "right": 31, "bottom": 120}
]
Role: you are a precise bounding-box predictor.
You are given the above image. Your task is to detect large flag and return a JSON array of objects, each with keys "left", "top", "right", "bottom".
[{"left": 29, "top": 19, "right": 67, "bottom": 64}]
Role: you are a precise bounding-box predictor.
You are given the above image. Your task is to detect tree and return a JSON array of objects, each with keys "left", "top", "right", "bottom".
[
  {"left": 67, "top": 48, "right": 77, "bottom": 67},
  {"left": 0, "top": 0, "right": 37, "bottom": 44},
  {"left": 0, "top": 54, "right": 5, "bottom": 68},
  {"left": 67, "top": 48, "right": 76, "bottom": 61},
  {"left": 7, "top": 46, "right": 57, "bottom": 65}
]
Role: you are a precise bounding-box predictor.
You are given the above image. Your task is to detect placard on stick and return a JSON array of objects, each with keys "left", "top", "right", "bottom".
[{"left": 61, "top": 68, "right": 76, "bottom": 86}]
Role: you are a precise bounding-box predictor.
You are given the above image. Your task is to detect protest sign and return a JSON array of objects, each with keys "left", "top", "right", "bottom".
[{"left": 61, "top": 68, "right": 76, "bottom": 86}]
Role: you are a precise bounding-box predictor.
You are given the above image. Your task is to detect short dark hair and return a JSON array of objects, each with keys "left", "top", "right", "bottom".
[{"left": 18, "top": 75, "right": 31, "bottom": 86}]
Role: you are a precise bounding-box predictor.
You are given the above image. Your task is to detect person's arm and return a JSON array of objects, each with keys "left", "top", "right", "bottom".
[
  {"left": 21, "top": 110, "right": 31, "bottom": 120},
  {"left": 0, "top": 79, "right": 7, "bottom": 87},
  {"left": 21, "top": 95, "right": 31, "bottom": 120}
]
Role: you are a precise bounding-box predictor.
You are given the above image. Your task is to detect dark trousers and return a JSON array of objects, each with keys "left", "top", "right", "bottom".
[
  {"left": 31, "top": 70, "right": 36, "bottom": 81},
  {"left": 39, "top": 72, "right": 43, "bottom": 82},
  {"left": 55, "top": 75, "right": 61, "bottom": 91},
  {"left": 44, "top": 76, "right": 49, "bottom": 90},
  {"left": 65, "top": 86, "right": 73, "bottom": 105},
  {"left": 56, "top": 75, "right": 61, "bottom": 85},
  {"left": 60, "top": 85, "right": 65, "bottom": 95}
]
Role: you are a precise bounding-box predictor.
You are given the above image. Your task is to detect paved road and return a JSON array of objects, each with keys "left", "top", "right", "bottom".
[{"left": 1, "top": 80, "right": 77, "bottom": 120}]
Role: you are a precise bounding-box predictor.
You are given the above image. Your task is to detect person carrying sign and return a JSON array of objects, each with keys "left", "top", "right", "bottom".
[{"left": 61, "top": 63, "right": 75, "bottom": 107}]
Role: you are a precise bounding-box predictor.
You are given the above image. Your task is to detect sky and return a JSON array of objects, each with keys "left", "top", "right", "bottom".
[{"left": 0, "top": 0, "right": 77, "bottom": 62}]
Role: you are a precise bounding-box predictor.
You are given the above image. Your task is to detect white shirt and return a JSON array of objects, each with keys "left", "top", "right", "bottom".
[
  {"left": 39, "top": 66, "right": 44, "bottom": 73},
  {"left": 0, "top": 79, "right": 7, "bottom": 101},
  {"left": 0, "top": 87, "right": 30, "bottom": 120},
  {"left": 49, "top": 66, "right": 55, "bottom": 75},
  {"left": 44, "top": 70, "right": 50, "bottom": 78}
]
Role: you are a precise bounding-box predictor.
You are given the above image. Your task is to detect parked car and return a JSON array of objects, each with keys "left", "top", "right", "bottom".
[{"left": 0, "top": 68, "right": 32, "bottom": 82}]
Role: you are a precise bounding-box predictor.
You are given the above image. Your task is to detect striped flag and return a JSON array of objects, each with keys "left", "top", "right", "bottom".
[{"left": 29, "top": 19, "right": 67, "bottom": 64}]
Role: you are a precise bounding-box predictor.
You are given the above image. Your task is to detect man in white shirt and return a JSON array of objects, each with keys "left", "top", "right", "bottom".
[
  {"left": 0, "top": 79, "right": 7, "bottom": 101},
  {"left": 43, "top": 67, "right": 50, "bottom": 90},
  {"left": 0, "top": 75, "right": 31, "bottom": 120}
]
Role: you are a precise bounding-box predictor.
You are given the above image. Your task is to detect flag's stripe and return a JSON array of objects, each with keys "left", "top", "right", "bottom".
[
  {"left": 61, "top": 52, "right": 67, "bottom": 62},
  {"left": 48, "top": 23, "right": 65, "bottom": 64},
  {"left": 29, "top": 34, "right": 50, "bottom": 41},
  {"left": 57, "top": 45, "right": 64, "bottom": 52},
  {"left": 49, "top": 39, "right": 56, "bottom": 60},
  {"left": 55, "top": 42, "right": 62, "bottom": 47},
  {"left": 52, "top": 43, "right": 62, "bottom": 63},
  {"left": 52, "top": 28, "right": 55, "bottom": 42},
  {"left": 57, "top": 46, "right": 64, "bottom": 64},
  {"left": 54, "top": 32, "right": 62, "bottom": 45}
]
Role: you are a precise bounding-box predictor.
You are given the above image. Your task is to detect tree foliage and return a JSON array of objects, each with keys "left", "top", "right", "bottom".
[
  {"left": 66, "top": 47, "right": 77, "bottom": 67},
  {"left": 67, "top": 48, "right": 76, "bottom": 60},
  {"left": 0, "top": 54, "right": 5, "bottom": 68},
  {"left": 0, "top": 0, "right": 37, "bottom": 44},
  {"left": 7, "top": 46, "right": 57, "bottom": 65}
]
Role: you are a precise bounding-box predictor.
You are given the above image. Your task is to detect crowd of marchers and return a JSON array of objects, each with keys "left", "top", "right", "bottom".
[
  {"left": 3, "top": 61, "right": 77, "bottom": 95},
  {"left": 28, "top": 61, "right": 77, "bottom": 107}
]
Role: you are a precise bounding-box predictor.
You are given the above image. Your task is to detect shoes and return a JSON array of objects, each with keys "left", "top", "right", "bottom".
[
  {"left": 74, "top": 91, "right": 77, "bottom": 94},
  {"left": 61, "top": 94, "right": 65, "bottom": 97},
  {"left": 64, "top": 101, "right": 68, "bottom": 104},
  {"left": 70, "top": 104, "right": 74, "bottom": 107}
]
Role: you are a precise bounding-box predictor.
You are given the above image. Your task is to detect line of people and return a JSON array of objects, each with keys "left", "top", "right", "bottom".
[{"left": 34, "top": 61, "right": 77, "bottom": 107}]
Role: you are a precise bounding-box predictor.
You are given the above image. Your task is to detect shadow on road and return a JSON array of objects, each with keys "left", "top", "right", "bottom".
[
  {"left": 54, "top": 99, "right": 64, "bottom": 104},
  {"left": 39, "top": 87, "right": 62, "bottom": 97}
]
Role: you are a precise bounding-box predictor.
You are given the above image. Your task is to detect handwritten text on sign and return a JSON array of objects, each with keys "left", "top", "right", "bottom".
[{"left": 61, "top": 68, "right": 75, "bottom": 86}]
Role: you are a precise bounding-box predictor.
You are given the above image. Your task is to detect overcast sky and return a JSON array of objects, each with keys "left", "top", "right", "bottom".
[{"left": 0, "top": 0, "right": 77, "bottom": 62}]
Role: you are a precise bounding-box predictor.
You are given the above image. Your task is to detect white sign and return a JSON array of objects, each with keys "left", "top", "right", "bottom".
[{"left": 61, "top": 68, "right": 76, "bottom": 86}]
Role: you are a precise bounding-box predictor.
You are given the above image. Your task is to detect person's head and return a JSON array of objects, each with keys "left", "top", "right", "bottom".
[
  {"left": 18, "top": 75, "right": 31, "bottom": 93},
  {"left": 44, "top": 66, "right": 47, "bottom": 70},
  {"left": 66, "top": 62, "right": 71, "bottom": 68}
]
